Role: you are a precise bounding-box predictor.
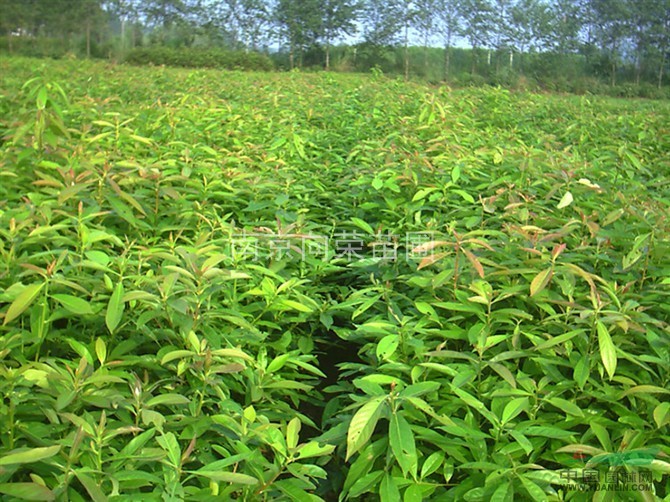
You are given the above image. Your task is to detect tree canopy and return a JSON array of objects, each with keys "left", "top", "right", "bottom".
[{"left": 1, "top": 0, "right": 669, "bottom": 88}]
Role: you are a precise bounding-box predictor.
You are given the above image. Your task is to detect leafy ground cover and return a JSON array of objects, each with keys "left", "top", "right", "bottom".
[{"left": 0, "top": 57, "right": 669, "bottom": 501}]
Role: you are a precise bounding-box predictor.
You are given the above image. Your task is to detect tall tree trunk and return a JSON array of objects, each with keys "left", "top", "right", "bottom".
[
  {"left": 659, "top": 50, "right": 667, "bottom": 89},
  {"left": 443, "top": 28, "right": 452, "bottom": 81},
  {"left": 635, "top": 55, "right": 641, "bottom": 86},
  {"left": 404, "top": 22, "right": 409, "bottom": 80},
  {"left": 325, "top": 38, "right": 330, "bottom": 70},
  {"left": 444, "top": 43, "right": 451, "bottom": 81},
  {"left": 120, "top": 18, "right": 126, "bottom": 53},
  {"left": 610, "top": 44, "right": 616, "bottom": 87},
  {"left": 289, "top": 43, "right": 294, "bottom": 69},
  {"left": 423, "top": 33, "right": 429, "bottom": 77},
  {"left": 86, "top": 19, "right": 91, "bottom": 58},
  {"left": 471, "top": 45, "right": 477, "bottom": 75}
]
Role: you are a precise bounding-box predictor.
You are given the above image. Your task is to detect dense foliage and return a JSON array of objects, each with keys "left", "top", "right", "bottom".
[
  {"left": 0, "top": 57, "right": 669, "bottom": 501},
  {"left": 123, "top": 47, "right": 274, "bottom": 71}
]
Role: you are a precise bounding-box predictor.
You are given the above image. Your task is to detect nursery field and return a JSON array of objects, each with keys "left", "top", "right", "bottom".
[{"left": 0, "top": 57, "right": 669, "bottom": 501}]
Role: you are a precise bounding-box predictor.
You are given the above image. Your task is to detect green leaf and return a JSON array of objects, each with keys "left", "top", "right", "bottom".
[
  {"left": 412, "top": 187, "right": 439, "bottom": 202},
  {"left": 161, "top": 350, "right": 195, "bottom": 364},
  {"left": 574, "top": 354, "right": 590, "bottom": 389},
  {"left": 653, "top": 402, "right": 670, "bottom": 428},
  {"left": 490, "top": 482, "right": 510, "bottom": 502},
  {"left": 379, "top": 473, "right": 400, "bottom": 502},
  {"left": 0, "top": 446, "right": 61, "bottom": 466},
  {"left": 501, "top": 397, "right": 529, "bottom": 424},
  {"left": 522, "top": 426, "right": 574, "bottom": 439},
  {"left": 453, "top": 189, "right": 474, "bottom": 203},
  {"left": 349, "top": 470, "right": 384, "bottom": 499},
  {"left": 146, "top": 394, "right": 190, "bottom": 408},
  {"left": 74, "top": 472, "right": 108, "bottom": 502},
  {"left": 530, "top": 268, "right": 553, "bottom": 297},
  {"left": 286, "top": 417, "right": 301, "bottom": 450},
  {"left": 267, "top": 353, "right": 291, "bottom": 373},
  {"left": 546, "top": 397, "right": 583, "bottom": 417},
  {"left": 520, "top": 475, "right": 548, "bottom": 501},
  {"left": 351, "top": 217, "right": 374, "bottom": 235},
  {"left": 420, "top": 451, "right": 445, "bottom": 480},
  {"left": 589, "top": 422, "right": 611, "bottom": 451},
  {"left": 3, "top": 283, "right": 45, "bottom": 325},
  {"left": 534, "top": 329, "right": 584, "bottom": 350},
  {"left": 295, "top": 441, "right": 335, "bottom": 460},
  {"left": 389, "top": 412, "right": 417, "bottom": 478},
  {"left": 275, "top": 298, "right": 314, "bottom": 313},
  {"left": 621, "top": 385, "right": 670, "bottom": 397},
  {"left": 192, "top": 470, "right": 258, "bottom": 485},
  {"left": 36, "top": 86, "right": 49, "bottom": 109},
  {"left": 274, "top": 478, "right": 314, "bottom": 500},
  {"left": 0, "top": 483, "right": 55, "bottom": 501},
  {"left": 67, "top": 338, "right": 93, "bottom": 365},
  {"left": 601, "top": 208, "right": 624, "bottom": 226},
  {"left": 399, "top": 381, "right": 440, "bottom": 399},
  {"left": 555, "top": 444, "right": 606, "bottom": 457},
  {"left": 210, "top": 348, "right": 253, "bottom": 361},
  {"left": 557, "top": 191, "right": 573, "bottom": 209},
  {"left": 105, "top": 282, "right": 125, "bottom": 334},
  {"left": 404, "top": 483, "right": 423, "bottom": 502},
  {"left": 51, "top": 294, "right": 94, "bottom": 315},
  {"left": 649, "top": 459, "right": 670, "bottom": 474},
  {"left": 376, "top": 335, "right": 399, "bottom": 361},
  {"left": 95, "top": 338, "right": 107, "bottom": 365},
  {"left": 509, "top": 430, "right": 533, "bottom": 455},
  {"left": 451, "top": 165, "right": 461, "bottom": 183},
  {"left": 346, "top": 396, "right": 386, "bottom": 461},
  {"left": 156, "top": 432, "right": 181, "bottom": 467},
  {"left": 596, "top": 321, "right": 617, "bottom": 380}
]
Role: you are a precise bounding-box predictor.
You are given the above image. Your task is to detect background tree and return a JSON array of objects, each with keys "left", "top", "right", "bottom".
[
  {"left": 547, "top": 0, "right": 582, "bottom": 54},
  {"left": 459, "top": 0, "right": 494, "bottom": 74},
  {"left": 211, "top": 0, "right": 271, "bottom": 50},
  {"left": 0, "top": 0, "right": 668, "bottom": 92},
  {"left": 75, "top": 0, "right": 107, "bottom": 57},
  {"left": 238, "top": 0, "right": 272, "bottom": 50},
  {"left": 0, "top": 0, "right": 20, "bottom": 52},
  {"left": 589, "top": 0, "right": 632, "bottom": 86},
  {"left": 275, "top": 0, "right": 321, "bottom": 68},
  {"left": 414, "top": 0, "right": 439, "bottom": 76},
  {"left": 319, "top": 0, "right": 360, "bottom": 70},
  {"left": 646, "top": 0, "right": 670, "bottom": 87},
  {"left": 360, "top": 0, "right": 404, "bottom": 70},
  {"left": 508, "top": 0, "right": 552, "bottom": 72},
  {"left": 435, "top": 0, "right": 462, "bottom": 79},
  {"left": 107, "top": 0, "right": 141, "bottom": 52}
]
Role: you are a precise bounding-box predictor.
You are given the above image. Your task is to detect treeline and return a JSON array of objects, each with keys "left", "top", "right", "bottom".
[{"left": 1, "top": 0, "right": 669, "bottom": 92}]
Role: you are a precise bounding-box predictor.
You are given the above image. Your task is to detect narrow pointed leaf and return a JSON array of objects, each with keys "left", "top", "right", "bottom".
[
  {"left": 4, "top": 283, "right": 45, "bottom": 325},
  {"left": 346, "top": 396, "right": 386, "bottom": 461},
  {"left": 105, "top": 282, "right": 125, "bottom": 334},
  {"left": 596, "top": 321, "right": 617, "bottom": 380}
]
